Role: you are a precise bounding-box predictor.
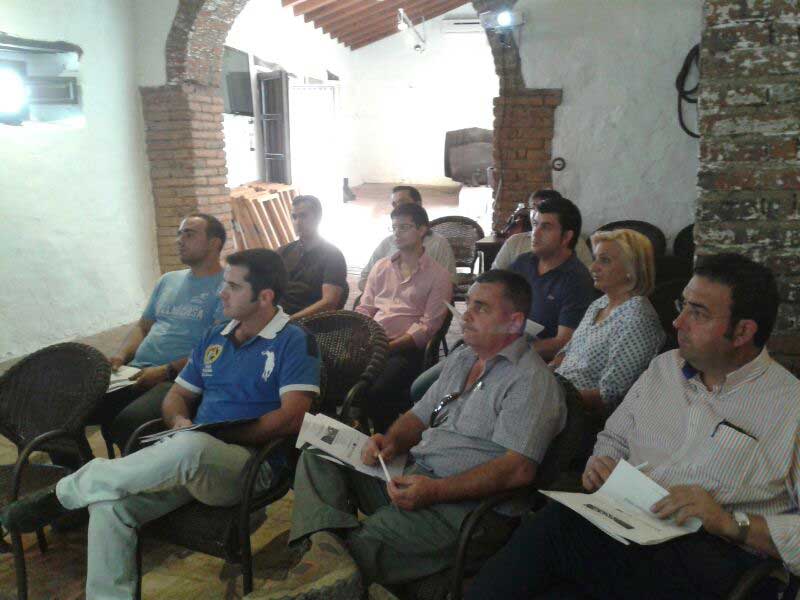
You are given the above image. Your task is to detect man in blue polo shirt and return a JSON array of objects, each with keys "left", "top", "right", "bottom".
[
  {"left": 509, "top": 195, "right": 595, "bottom": 361},
  {"left": 3, "top": 249, "right": 320, "bottom": 600}
]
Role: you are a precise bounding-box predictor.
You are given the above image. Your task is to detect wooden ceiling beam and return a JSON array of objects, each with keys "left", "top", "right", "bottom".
[
  {"left": 292, "top": 0, "right": 339, "bottom": 16},
  {"left": 304, "top": 0, "right": 366, "bottom": 24},
  {"left": 347, "top": 0, "right": 467, "bottom": 49},
  {"left": 327, "top": 0, "right": 436, "bottom": 40},
  {"left": 315, "top": 1, "right": 387, "bottom": 29},
  {"left": 322, "top": 0, "right": 420, "bottom": 37},
  {"left": 281, "top": 0, "right": 307, "bottom": 7}
]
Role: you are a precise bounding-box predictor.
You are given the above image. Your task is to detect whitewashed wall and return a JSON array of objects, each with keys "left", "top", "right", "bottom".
[
  {"left": 349, "top": 6, "right": 499, "bottom": 186},
  {"left": 0, "top": 0, "right": 161, "bottom": 361},
  {"left": 224, "top": 1, "right": 357, "bottom": 206},
  {"left": 516, "top": 0, "right": 702, "bottom": 241}
]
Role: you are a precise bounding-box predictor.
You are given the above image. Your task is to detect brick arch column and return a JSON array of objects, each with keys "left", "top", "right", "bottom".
[{"left": 141, "top": 0, "right": 539, "bottom": 271}]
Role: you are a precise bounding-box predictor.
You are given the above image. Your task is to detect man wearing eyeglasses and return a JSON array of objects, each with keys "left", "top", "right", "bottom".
[
  {"left": 466, "top": 253, "right": 800, "bottom": 600},
  {"left": 277, "top": 195, "right": 348, "bottom": 320},
  {"left": 354, "top": 202, "right": 452, "bottom": 433},
  {"left": 272, "top": 270, "right": 565, "bottom": 597},
  {"left": 357, "top": 185, "right": 456, "bottom": 291}
]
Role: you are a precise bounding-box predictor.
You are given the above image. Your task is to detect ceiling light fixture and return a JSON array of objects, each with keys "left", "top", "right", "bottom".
[
  {"left": 396, "top": 8, "right": 426, "bottom": 52},
  {"left": 479, "top": 9, "right": 525, "bottom": 30}
]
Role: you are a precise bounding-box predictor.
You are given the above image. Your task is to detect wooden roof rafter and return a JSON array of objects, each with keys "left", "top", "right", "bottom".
[
  {"left": 346, "top": 0, "right": 469, "bottom": 49},
  {"left": 285, "top": 0, "right": 474, "bottom": 50}
]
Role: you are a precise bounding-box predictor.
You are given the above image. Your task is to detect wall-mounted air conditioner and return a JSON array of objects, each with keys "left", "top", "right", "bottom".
[{"left": 442, "top": 18, "right": 483, "bottom": 34}]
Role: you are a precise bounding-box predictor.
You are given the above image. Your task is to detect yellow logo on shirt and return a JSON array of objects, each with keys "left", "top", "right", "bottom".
[{"left": 204, "top": 344, "right": 223, "bottom": 365}]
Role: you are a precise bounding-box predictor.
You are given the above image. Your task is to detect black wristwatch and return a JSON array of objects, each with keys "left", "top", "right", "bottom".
[{"left": 166, "top": 362, "right": 178, "bottom": 380}]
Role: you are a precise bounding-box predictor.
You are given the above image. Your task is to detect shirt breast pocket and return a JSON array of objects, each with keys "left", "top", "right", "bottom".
[{"left": 695, "top": 424, "right": 760, "bottom": 494}]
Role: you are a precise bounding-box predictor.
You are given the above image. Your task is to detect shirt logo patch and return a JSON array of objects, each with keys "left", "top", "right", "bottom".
[
  {"left": 262, "top": 350, "right": 275, "bottom": 382},
  {"left": 204, "top": 345, "right": 223, "bottom": 365}
]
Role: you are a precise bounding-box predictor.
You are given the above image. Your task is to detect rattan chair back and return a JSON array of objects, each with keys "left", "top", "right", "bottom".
[
  {"left": 0, "top": 342, "right": 110, "bottom": 452},
  {"left": 429, "top": 216, "right": 485, "bottom": 271},
  {"left": 535, "top": 374, "right": 588, "bottom": 489},
  {"left": 296, "top": 311, "right": 389, "bottom": 413}
]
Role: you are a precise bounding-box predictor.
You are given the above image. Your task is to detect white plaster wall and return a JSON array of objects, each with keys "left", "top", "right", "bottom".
[
  {"left": 349, "top": 6, "right": 498, "bottom": 185},
  {"left": 133, "top": 0, "right": 178, "bottom": 87},
  {"left": 516, "top": 0, "right": 702, "bottom": 242},
  {"left": 224, "top": 0, "right": 358, "bottom": 205},
  {"left": 0, "top": 0, "right": 159, "bottom": 360}
]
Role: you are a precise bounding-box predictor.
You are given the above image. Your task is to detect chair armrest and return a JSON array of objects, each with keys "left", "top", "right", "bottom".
[
  {"left": 11, "top": 429, "right": 92, "bottom": 501},
  {"left": 340, "top": 380, "right": 369, "bottom": 426},
  {"left": 450, "top": 486, "right": 533, "bottom": 600},
  {"left": 122, "top": 418, "right": 167, "bottom": 457},
  {"left": 237, "top": 437, "right": 290, "bottom": 539},
  {"left": 726, "top": 558, "right": 786, "bottom": 600}
]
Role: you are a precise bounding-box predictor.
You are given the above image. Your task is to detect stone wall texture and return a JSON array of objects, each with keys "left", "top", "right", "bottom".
[{"left": 698, "top": 0, "right": 800, "bottom": 372}]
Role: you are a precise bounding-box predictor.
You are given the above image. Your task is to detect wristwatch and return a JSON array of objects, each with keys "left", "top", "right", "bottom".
[{"left": 732, "top": 511, "right": 750, "bottom": 544}]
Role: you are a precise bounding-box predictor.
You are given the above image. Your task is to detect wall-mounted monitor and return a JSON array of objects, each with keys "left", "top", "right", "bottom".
[{"left": 222, "top": 46, "right": 253, "bottom": 116}]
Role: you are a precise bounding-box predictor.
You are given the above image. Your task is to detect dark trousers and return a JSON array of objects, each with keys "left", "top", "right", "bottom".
[
  {"left": 364, "top": 347, "right": 423, "bottom": 433},
  {"left": 49, "top": 382, "right": 171, "bottom": 468},
  {"left": 465, "top": 502, "right": 765, "bottom": 600}
]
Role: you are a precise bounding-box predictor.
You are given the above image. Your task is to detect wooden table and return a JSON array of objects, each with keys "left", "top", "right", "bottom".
[{"left": 476, "top": 235, "right": 505, "bottom": 271}]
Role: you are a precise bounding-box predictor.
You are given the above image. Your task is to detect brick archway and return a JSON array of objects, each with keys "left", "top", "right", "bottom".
[{"left": 141, "top": 0, "right": 557, "bottom": 271}]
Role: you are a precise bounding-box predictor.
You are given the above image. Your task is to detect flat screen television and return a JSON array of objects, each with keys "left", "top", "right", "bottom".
[{"left": 222, "top": 46, "right": 253, "bottom": 116}]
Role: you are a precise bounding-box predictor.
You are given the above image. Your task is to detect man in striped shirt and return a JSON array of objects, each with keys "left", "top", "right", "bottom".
[{"left": 467, "top": 253, "right": 800, "bottom": 599}]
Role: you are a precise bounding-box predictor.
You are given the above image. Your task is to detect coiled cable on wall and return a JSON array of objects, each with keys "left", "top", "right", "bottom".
[{"left": 676, "top": 44, "right": 700, "bottom": 138}]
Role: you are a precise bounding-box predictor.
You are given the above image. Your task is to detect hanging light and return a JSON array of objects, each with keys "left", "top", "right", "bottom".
[{"left": 397, "top": 8, "right": 409, "bottom": 31}]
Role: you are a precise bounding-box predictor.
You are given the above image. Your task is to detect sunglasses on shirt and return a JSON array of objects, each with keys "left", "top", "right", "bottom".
[{"left": 430, "top": 392, "right": 462, "bottom": 428}]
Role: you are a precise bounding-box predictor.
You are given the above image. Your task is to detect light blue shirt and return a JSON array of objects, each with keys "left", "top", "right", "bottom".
[{"left": 131, "top": 269, "right": 225, "bottom": 367}]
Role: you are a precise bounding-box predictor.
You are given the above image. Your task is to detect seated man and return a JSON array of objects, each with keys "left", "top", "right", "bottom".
[
  {"left": 358, "top": 185, "right": 456, "bottom": 291},
  {"left": 410, "top": 195, "right": 596, "bottom": 403},
  {"left": 278, "top": 194, "right": 348, "bottom": 319},
  {"left": 509, "top": 195, "right": 595, "bottom": 361},
  {"left": 269, "top": 270, "right": 566, "bottom": 596},
  {"left": 100, "top": 213, "right": 227, "bottom": 455},
  {"left": 466, "top": 253, "right": 800, "bottom": 599},
  {"left": 356, "top": 202, "right": 452, "bottom": 432},
  {"left": 2, "top": 249, "right": 320, "bottom": 599},
  {"left": 493, "top": 189, "right": 593, "bottom": 270}
]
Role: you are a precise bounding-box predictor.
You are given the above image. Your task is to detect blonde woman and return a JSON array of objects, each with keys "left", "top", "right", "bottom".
[{"left": 551, "top": 228, "right": 665, "bottom": 413}]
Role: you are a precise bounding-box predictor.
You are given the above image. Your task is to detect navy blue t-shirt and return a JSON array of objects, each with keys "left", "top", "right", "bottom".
[{"left": 509, "top": 252, "right": 596, "bottom": 339}]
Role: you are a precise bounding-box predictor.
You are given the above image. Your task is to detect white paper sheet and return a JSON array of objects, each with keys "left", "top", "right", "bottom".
[
  {"left": 107, "top": 365, "right": 141, "bottom": 392},
  {"left": 296, "top": 413, "right": 406, "bottom": 482},
  {"left": 541, "top": 460, "right": 702, "bottom": 545}
]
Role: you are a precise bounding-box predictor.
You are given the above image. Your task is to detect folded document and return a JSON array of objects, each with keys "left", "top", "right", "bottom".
[
  {"left": 107, "top": 365, "right": 141, "bottom": 393},
  {"left": 139, "top": 417, "right": 259, "bottom": 444},
  {"left": 297, "top": 413, "right": 406, "bottom": 482},
  {"left": 541, "top": 460, "right": 702, "bottom": 545}
]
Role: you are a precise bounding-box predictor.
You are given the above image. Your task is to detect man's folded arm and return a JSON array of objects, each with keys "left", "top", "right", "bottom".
[
  {"left": 110, "top": 317, "right": 154, "bottom": 366},
  {"left": 161, "top": 383, "right": 200, "bottom": 428},
  {"left": 218, "top": 390, "right": 314, "bottom": 446}
]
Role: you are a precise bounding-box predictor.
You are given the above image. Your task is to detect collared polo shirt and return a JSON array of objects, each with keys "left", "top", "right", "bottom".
[
  {"left": 509, "top": 252, "right": 596, "bottom": 338},
  {"left": 176, "top": 307, "right": 320, "bottom": 424},
  {"left": 278, "top": 238, "right": 348, "bottom": 314}
]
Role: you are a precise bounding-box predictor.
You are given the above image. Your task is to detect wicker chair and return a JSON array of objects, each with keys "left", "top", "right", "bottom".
[
  {"left": 422, "top": 309, "right": 453, "bottom": 371},
  {"left": 590, "top": 220, "right": 668, "bottom": 257},
  {"left": 726, "top": 558, "right": 797, "bottom": 600},
  {"left": 125, "top": 311, "right": 388, "bottom": 597},
  {"left": 0, "top": 342, "right": 109, "bottom": 600},
  {"left": 406, "top": 374, "right": 587, "bottom": 600},
  {"left": 673, "top": 223, "right": 695, "bottom": 261},
  {"left": 297, "top": 310, "right": 389, "bottom": 420},
  {"left": 649, "top": 277, "right": 689, "bottom": 352},
  {"left": 429, "top": 216, "right": 485, "bottom": 301}
]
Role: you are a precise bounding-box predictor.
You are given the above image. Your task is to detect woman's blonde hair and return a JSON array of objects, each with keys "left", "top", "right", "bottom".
[{"left": 590, "top": 229, "right": 656, "bottom": 296}]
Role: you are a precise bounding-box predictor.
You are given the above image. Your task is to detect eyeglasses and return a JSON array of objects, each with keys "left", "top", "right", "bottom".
[
  {"left": 390, "top": 224, "right": 417, "bottom": 233},
  {"left": 429, "top": 392, "right": 461, "bottom": 428},
  {"left": 674, "top": 299, "right": 729, "bottom": 324}
]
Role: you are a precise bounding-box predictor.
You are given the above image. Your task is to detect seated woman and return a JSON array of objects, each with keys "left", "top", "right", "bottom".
[{"left": 551, "top": 228, "right": 665, "bottom": 414}]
